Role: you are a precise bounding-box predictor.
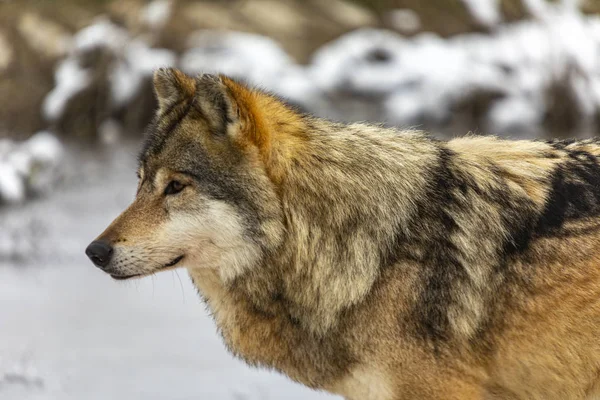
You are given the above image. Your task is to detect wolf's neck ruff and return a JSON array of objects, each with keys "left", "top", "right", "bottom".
[{"left": 187, "top": 77, "right": 437, "bottom": 337}]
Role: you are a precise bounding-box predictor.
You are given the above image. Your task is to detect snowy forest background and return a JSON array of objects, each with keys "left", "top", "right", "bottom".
[{"left": 1, "top": 0, "right": 600, "bottom": 398}]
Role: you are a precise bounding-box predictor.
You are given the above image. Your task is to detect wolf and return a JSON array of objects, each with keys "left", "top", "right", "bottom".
[{"left": 86, "top": 68, "right": 600, "bottom": 400}]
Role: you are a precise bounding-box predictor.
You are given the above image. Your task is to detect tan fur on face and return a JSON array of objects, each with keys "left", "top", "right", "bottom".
[
  {"left": 166, "top": 201, "right": 261, "bottom": 282},
  {"left": 95, "top": 166, "right": 259, "bottom": 279}
]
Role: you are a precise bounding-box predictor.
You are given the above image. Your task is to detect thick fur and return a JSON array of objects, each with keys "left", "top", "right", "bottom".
[{"left": 90, "top": 68, "right": 600, "bottom": 400}]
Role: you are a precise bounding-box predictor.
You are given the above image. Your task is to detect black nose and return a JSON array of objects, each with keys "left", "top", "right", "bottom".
[{"left": 85, "top": 241, "right": 114, "bottom": 269}]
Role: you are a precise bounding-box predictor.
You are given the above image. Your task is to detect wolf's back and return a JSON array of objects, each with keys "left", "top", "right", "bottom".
[{"left": 411, "top": 136, "right": 600, "bottom": 341}]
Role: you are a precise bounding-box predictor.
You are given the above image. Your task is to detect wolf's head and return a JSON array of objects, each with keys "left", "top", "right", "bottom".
[{"left": 86, "top": 69, "right": 289, "bottom": 282}]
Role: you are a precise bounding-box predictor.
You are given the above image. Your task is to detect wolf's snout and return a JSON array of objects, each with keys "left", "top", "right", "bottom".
[{"left": 85, "top": 240, "right": 114, "bottom": 269}]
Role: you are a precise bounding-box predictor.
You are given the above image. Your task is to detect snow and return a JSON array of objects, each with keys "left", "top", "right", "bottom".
[
  {"left": 73, "top": 17, "right": 129, "bottom": 54},
  {"left": 460, "top": 0, "right": 501, "bottom": 27},
  {"left": 111, "top": 40, "right": 176, "bottom": 106},
  {"left": 0, "top": 163, "right": 25, "bottom": 204},
  {"left": 290, "top": 6, "right": 600, "bottom": 132},
  {"left": 127, "top": 40, "right": 176, "bottom": 76},
  {"left": 22, "top": 132, "right": 64, "bottom": 195},
  {"left": 42, "top": 58, "right": 91, "bottom": 121},
  {"left": 24, "top": 132, "right": 63, "bottom": 165},
  {"left": 271, "top": 66, "right": 326, "bottom": 110},
  {"left": 0, "top": 132, "right": 63, "bottom": 204},
  {"left": 109, "top": 62, "right": 142, "bottom": 108},
  {"left": 179, "top": 8, "right": 600, "bottom": 130},
  {"left": 487, "top": 95, "right": 543, "bottom": 134},
  {"left": 309, "top": 29, "right": 408, "bottom": 95},
  {"left": 43, "top": 17, "right": 176, "bottom": 117},
  {"left": 181, "top": 31, "right": 293, "bottom": 87},
  {"left": 141, "top": 0, "right": 173, "bottom": 30},
  {"left": 41, "top": 18, "right": 125, "bottom": 120},
  {"left": 78, "top": 19, "right": 177, "bottom": 107},
  {"left": 0, "top": 146, "right": 340, "bottom": 400}
]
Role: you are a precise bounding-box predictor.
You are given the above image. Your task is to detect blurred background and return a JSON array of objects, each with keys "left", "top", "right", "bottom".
[{"left": 1, "top": 0, "right": 600, "bottom": 398}]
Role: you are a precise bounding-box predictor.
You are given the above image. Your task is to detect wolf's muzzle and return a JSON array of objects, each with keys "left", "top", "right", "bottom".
[{"left": 85, "top": 240, "right": 114, "bottom": 269}]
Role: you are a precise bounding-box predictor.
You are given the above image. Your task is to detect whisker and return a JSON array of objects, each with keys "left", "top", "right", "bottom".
[
  {"left": 175, "top": 270, "right": 186, "bottom": 304},
  {"left": 151, "top": 274, "right": 155, "bottom": 298}
]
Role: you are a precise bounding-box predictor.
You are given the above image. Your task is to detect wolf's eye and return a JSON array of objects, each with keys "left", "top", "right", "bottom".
[{"left": 164, "top": 180, "right": 185, "bottom": 195}]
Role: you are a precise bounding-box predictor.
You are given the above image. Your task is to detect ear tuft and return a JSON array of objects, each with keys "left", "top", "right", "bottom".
[{"left": 153, "top": 68, "right": 196, "bottom": 114}]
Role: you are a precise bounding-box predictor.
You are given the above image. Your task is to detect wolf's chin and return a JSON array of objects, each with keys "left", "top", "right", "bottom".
[{"left": 110, "top": 255, "right": 185, "bottom": 280}]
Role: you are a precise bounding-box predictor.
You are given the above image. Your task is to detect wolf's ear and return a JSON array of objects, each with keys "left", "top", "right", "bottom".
[
  {"left": 194, "top": 74, "right": 240, "bottom": 137},
  {"left": 194, "top": 75, "right": 269, "bottom": 149},
  {"left": 153, "top": 68, "right": 196, "bottom": 114}
]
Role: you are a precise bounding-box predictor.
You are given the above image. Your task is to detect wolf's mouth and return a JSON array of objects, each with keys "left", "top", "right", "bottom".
[
  {"left": 164, "top": 255, "right": 185, "bottom": 268},
  {"left": 110, "top": 255, "right": 185, "bottom": 280}
]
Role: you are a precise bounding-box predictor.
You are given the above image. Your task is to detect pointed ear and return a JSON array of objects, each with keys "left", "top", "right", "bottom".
[
  {"left": 194, "top": 74, "right": 240, "bottom": 137},
  {"left": 153, "top": 68, "right": 196, "bottom": 114},
  {"left": 193, "top": 75, "right": 269, "bottom": 150}
]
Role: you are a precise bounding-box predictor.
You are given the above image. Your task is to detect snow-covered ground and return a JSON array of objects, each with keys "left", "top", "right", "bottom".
[{"left": 0, "top": 144, "right": 339, "bottom": 400}]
